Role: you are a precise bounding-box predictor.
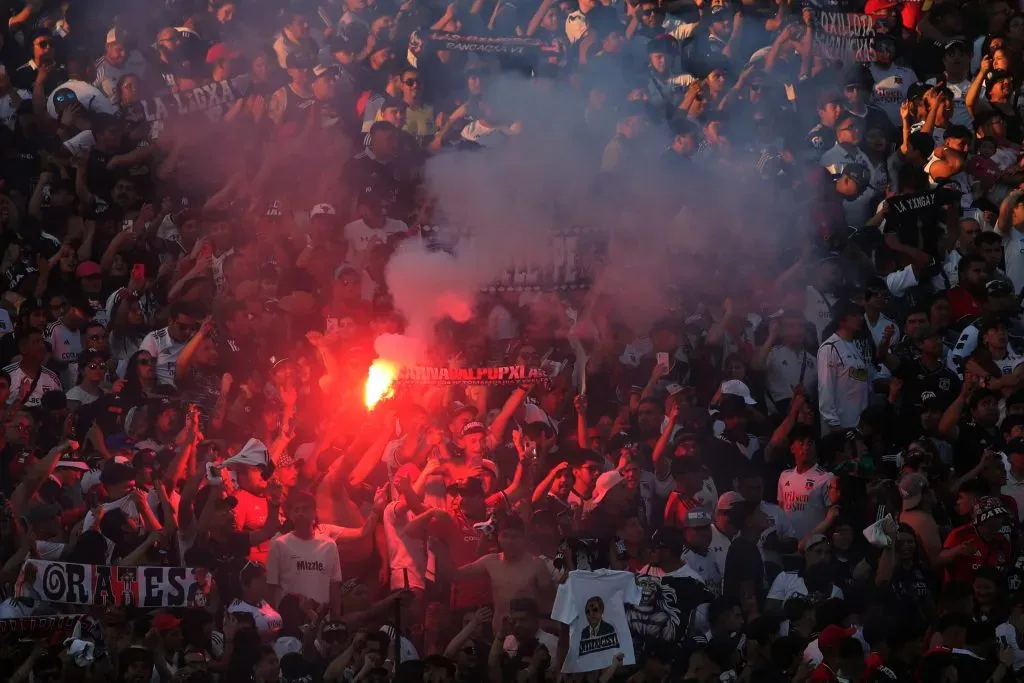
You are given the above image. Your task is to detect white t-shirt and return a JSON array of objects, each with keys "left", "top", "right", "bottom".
[
  {"left": 804, "top": 286, "right": 837, "bottom": 344},
  {"left": 709, "top": 525, "right": 731, "bottom": 577},
  {"left": 551, "top": 569, "right": 642, "bottom": 673},
  {"left": 679, "top": 547, "right": 722, "bottom": 597},
  {"left": 504, "top": 629, "right": 559, "bottom": 670},
  {"left": 228, "top": 598, "right": 283, "bottom": 640},
  {"left": 817, "top": 334, "right": 873, "bottom": 430},
  {"left": 382, "top": 501, "right": 428, "bottom": 591},
  {"left": 777, "top": 465, "right": 834, "bottom": 540},
  {"left": 45, "top": 320, "right": 82, "bottom": 388},
  {"left": 267, "top": 531, "right": 343, "bottom": 605},
  {"left": 869, "top": 64, "right": 919, "bottom": 125},
  {"left": 767, "top": 570, "right": 845, "bottom": 602},
  {"left": 343, "top": 217, "right": 407, "bottom": 262},
  {"left": 139, "top": 327, "right": 185, "bottom": 387},
  {"left": 3, "top": 362, "right": 63, "bottom": 407},
  {"left": 996, "top": 621, "right": 1024, "bottom": 671},
  {"left": 763, "top": 345, "right": 817, "bottom": 408}
]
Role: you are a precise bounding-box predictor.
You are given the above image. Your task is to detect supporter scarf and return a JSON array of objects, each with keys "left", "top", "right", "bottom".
[
  {"left": 424, "top": 32, "right": 558, "bottom": 56},
  {"left": 0, "top": 614, "right": 83, "bottom": 636},
  {"left": 16, "top": 560, "right": 201, "bottom": 607},
  {"left": 138, "top": 75, "right": 251, "bottom": 137},
  {"left": 396, "top": 365, "right": 552, "bottom": 386}
]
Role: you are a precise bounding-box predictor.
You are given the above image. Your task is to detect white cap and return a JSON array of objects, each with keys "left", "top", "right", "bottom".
[
  {"left": 311, "top": 203, "right": 336, "bottom": 218},
  {"left": 720, "top": 379, "right": 757, "bottom": 405}
]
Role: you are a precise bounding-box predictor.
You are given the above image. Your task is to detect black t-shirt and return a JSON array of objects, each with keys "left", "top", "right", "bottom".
[
  {"left": 628, "top": 570, "right": 713, "bottom": 653},
  {"left": 198, "top": 531, "right": 251, "bottom": 604},
  {"left": 952, "top": 420, "right": 1002, "bottom": 476}
]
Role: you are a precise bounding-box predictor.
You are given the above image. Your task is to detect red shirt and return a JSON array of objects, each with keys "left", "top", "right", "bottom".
[
  {"left": 942, "top": 522, "right": 1011, "bottom": 584},
  {"left": 946, "top": 287, "right": 983, "bottom": 323},
  {"left": 810, "top": 662, "right": 838, "bottom": 682}
]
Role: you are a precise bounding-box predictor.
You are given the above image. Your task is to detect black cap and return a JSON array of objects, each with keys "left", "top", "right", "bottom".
[
  {"left": 671, "top": 455, "right": 709, "bottom": 478},
  {"left": 985, "top": 280, "right": 1014, "bottom": 297},
  {"left": 100, "top": 461, "right": 135, "bottom": 486},
  {"left": 1007, "top": 437, "right": 1024, "bottom": 455},
  {"left": 285, "top": 51, "right": 314, "bottom": 69},
  {"left": 945, "top": 39, "right": 970, "bottom": 55},
  {"left": 977, "top": 314, "right": 1007, "bottom": 334},
  {"left": 840, "top": 162, "right": 871, "bottom": 187}
]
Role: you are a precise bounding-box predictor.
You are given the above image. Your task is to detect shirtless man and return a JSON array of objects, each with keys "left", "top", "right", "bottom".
[{"left": 454, "top": 515, "right": 555, "bottom": 633}]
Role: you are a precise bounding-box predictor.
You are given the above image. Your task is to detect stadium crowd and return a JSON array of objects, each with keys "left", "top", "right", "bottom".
[{"left": 8, "top": 0, "right": 1024, "bottom": 681}]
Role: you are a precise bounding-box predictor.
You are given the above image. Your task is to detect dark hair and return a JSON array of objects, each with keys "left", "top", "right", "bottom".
[
  {"left": 976, "top": 231, "right": 1004, "bottom": 248},
  {"left": 708, "top": 597, "right": 740, "bottom": 625},
  {"left": 16, "top": 326, "right": 42, "bottom": 347},
  {"left": 423, "top": 655, "right": 456, "bottom": 676},
  {"left": 958, "top": 253, "right": 987, "bottom": 276},
  {"left": 945, "top": 124, "right": 972, "bottom": 142}
]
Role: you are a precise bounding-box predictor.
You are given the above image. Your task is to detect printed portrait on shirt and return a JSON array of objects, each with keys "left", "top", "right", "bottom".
[{"left": 579, "top": 596, "right": 619, "bottom": 655}]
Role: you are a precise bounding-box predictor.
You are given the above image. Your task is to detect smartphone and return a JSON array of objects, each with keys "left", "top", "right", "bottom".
[
  {"left": 131, "top": 264, "right": 145, "bottom": 280},
  {"left": 656, "top": 352, "right": 669, "bottom": 367}
]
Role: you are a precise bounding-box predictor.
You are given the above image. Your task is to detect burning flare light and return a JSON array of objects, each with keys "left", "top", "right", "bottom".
[{"left": 365, "top": 360, "right": 397, "bottom": 410}]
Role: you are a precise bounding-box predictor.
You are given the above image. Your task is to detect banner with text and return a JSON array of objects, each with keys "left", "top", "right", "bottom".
[
  {"left": 396, "top": 365, "right": 554, "bottom": 386},
  {"left": 17, "top": 560, "right": 201, "bottom": 607},
  {"left": 0, "top": 614, "right": 83, "bottom": 637},
  {"left": 139, "top": 75, "right": 251, "bottom": 138},
  {"left": 811, "top": 11, "right": 878, "bottom": 62},
  {"left": 425, "top": 32, "right": 558, "bottom": 57}
]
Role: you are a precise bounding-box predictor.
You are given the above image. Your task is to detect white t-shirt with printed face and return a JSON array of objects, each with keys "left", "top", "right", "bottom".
[
  {"left": 551, "top": 569, "right": 642, "bottom": 673},
  {"left": 777, "top": 466, "right": 834, "bottom": 540},
  {"left": 228, "top": 598, "right": 283, "bottom": 640},
  {"left": 267, "top": 531, "right": 343, "bottom": 605}
]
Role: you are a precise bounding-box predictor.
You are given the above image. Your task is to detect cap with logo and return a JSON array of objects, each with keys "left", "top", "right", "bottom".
[
  {"left": 973, "top": 496, "right": 1010, "bottom": 525},
  {"left": 898, "top": 472, "right": 928, "bottom": 511},
  {"left": 683, "top": 507, "right": 713, "bottom": 528}
]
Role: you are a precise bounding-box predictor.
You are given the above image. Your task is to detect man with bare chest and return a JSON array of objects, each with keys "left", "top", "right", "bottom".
[{"left": 455, "top": 516, "right": 556, "bottom": 633}]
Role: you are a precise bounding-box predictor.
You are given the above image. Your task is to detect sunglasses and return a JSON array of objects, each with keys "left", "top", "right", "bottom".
[
  {"left": 85, "top": 362, "right": 103, "bottom": 370},
  {"left": 403, "top": 78, "right": 419, "bottom": 86},
  {"left": 55, "top": 92, "right": 76, "bottom": 103},
  {"left": 137, "top": 357, "right": 154, "bottom": 366},
  {"left": 36, "top": 40, "right": 52, "bottom": 48},
  {"left": 462, "top": 646, "right": 477, "bottom": 655}
]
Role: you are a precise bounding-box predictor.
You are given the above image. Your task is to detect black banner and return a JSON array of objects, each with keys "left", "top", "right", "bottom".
[
  {"left": 138, "top": 75, "right": 251, "bottom": 137},
  {"left": 811, "top": 11, "right": 879, "bottom": 62}
]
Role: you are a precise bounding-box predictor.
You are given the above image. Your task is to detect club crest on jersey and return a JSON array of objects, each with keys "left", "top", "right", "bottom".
[{"left": 805, "top": 479, "right": 815, "bottom": 490}]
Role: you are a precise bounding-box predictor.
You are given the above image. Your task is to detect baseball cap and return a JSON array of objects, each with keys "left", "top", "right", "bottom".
[
  {"left": 985, "top": 280, "right": 1013, "bottom": 297},
  {"left": 720, "top": 380, "right": 757, "bottom": 405},
  {"left": 717, "top": 491, "right": 744, "bottom": 512},
  {"left": 322, "top": 620, "right": 349, "bottom": 642},
  {"left": 55, "top": 452, "right": 90, "bottom": 472},
  {"left": 590, "top": 470, "right": 625, "bottom": 507},
  {"left": 206, "top": 42, "right": 241, "bottom": 64},
  {"left": 899, "top": 472, "right": 928, "bottom": 511},
  {"left": 945, "top": 39, "right": 970, "bottom": 55},
  {"left": 461, "top": 421, "right": 487, "bottom": 438},
  {"left": 106, "top": 28, "right": 127, "bottom": 45},
  {"left": 840, "top": 163, "right": 871, "bottom": 187},
  {"left": 709, "top": 4, "right": 728, "bottom": 16},
  {"left": 76, "top": 261, "right": 102, "bottom": 278},
  {"left": 819, "top": 624, "right": 858, "bottom": 649},
  {"left": 449, "top": 401, "right": 477, "bottom": 421},
  {"left": 152, "top": 613, "right": 183, "bottom": 632},
  {"left": 285, "top": 52, "right": 314, "bottom": 70},
  {"left": 683, "top": 507, "right": 713, "bottom": 528},
  {"left": 803, "top": 533, "right": 829, "bottom": 551},
  {"left": 310, "top": 203, "right": 336, "bottom": 218}
]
